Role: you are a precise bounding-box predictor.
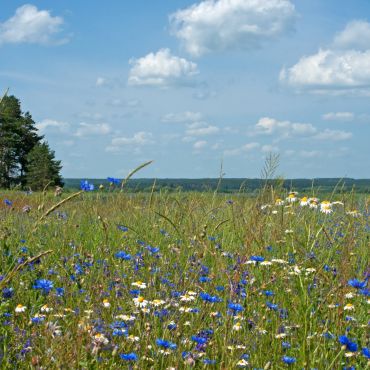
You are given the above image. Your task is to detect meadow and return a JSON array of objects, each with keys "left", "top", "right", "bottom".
[{"left": 0, "top": 183, "right": 369, "bottom": 369}]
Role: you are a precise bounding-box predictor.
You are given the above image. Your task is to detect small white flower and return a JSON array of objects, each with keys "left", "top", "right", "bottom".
[
  {"left": 233, "top": 322, "right": 242, "bottom": 331},
  {"left": 133, "top": 296, "right": 148, "bottom": 308},
  {"left": 131, "top": 281, "right": 147, "bottom": 289},
  {"left": 15, "top": 304, "right": 27, "bottom": 313}
]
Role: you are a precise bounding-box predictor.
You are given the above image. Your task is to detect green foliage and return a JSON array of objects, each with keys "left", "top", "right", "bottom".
[
  {"left": 25, "top": 142, "right": 63, "bottom": 190},
  {"left": 0, "top": 93, "right": 61, "bottom": 189}
]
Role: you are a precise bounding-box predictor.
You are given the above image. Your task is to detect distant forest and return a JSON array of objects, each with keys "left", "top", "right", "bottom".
[{"left": 64, "top": 178, "right": 370, "bottom": 193}]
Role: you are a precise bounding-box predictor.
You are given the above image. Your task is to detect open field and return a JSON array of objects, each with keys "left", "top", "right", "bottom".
[{"left": 0, "top": 188, "right": 369, "bottom": 368}]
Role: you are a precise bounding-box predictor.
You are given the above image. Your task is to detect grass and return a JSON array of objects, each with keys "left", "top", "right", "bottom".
[{"left": 0, "top": 187, "right": 369, "bottom": 368}]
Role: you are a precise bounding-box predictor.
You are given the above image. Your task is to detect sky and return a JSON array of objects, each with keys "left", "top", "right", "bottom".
[{"left": 1, "top": 0, "right": 370, "bottom": 179}]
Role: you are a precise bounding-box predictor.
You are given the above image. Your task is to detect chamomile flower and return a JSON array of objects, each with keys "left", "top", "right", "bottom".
[
  {"left": 40, "top": 304, "right": 53, "bottom": 313},
  {"left": 320, "top": 201, "right": 333, "bottom": 214},
  {"left": 131, "top": 281, "right": 147, "bottom": 289},
  {"left": 15, "top": 304, "right": 27, "bottom": 313},
  {"left": 286, "top": 192, "right": 298, "bottom": 203},
  {"left": 133, "top": 296, "right": 148, "bottom": 308},
  {"left": 233, "top": 322, "right": 242, "bottom": 331},
  {"left": 275, "top": 198, "right": 284, "bottom": 206},
  {"left": 300, "top": 196, "right": 309, "bottom": 206},
  {"left": 102, "top": 299, "right": 111, "bottom": 308}
]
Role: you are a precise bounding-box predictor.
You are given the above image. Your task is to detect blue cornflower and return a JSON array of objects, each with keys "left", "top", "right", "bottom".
[
  {"left": 347, "top": 279, "right": 367, "bottom": 289},
  {"left": 263, "top": 290, "right": 274, "bottom": 296},
  {"left": 200, "top": 292, "right": 222, "bottom": 303},
  {"left": 112, "top": 328, "right": 127, "bottom": 336},
  {"left": 56, "top": 287, "right": 64, "bottom": 296},
  {"left": 115, "top": 251, "right": 132, "bottom": 260},
  {"left": 282, "top": 342, "right": 291, "bottom": 349},
  {"left": 228, "top": 302, "right": 244, "bottom": 313},
  {"left": 31, "top": 316, "right": 45, "bottom": 324},
  {"left": 80, "top": 180, "right": 94, "bottom": 191},
  {"left": 119, "top": 352, "right": 138, "bottom": 361},
  {"left": 4, "top": 199, "right": 12, "bottom": 207},
  {"left": 33, "top": 279, "right": 53, "bottom": 294},
  {"left": 362, "top": 347, "right": 370, "bottom": 359},
  {"left": 266, "top": 301, "right": 279, "bottom": 311},
  {"left": 117, "top": 225, "right": 128, "bottom": 232},
  {"left": 250, "top": 255, "right": 265, "bottom": 263},
  {"left": 191, "top": 336, "right": 208, "bottom": 344},
  {"left": 199, "top": 276, "right": 211, "bottom": 283},
  {"left": 203, "top": 358, "right": 216, "bottom": 365},
  {"left": 147, "top": 246, "right": 160, "bottom": 254},
  {"left": 359, "top": 288, "right": 369, "bottom": 296},
  {"left": 2, "top": 287, "right": 14, "bottom": 299},
  {"left": 156, "top": 338, "right": 177, "bottom": 350},
  {"left": 107, "top": 177, "right": 121, "bottom": 185},
  {"left": 338, "top": 335, "right": 358, "bottom": 352},
  {"left": 282, "top": 356, "right": 296, "bottom": 364}
]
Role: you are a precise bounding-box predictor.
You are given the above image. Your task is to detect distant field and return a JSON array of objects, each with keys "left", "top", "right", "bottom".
[
  {"left": 63, "top": 177, "right": 370, "bottom": 193},
  {"left": 0, "top": 187, "right": 368, "bottom": 368}
]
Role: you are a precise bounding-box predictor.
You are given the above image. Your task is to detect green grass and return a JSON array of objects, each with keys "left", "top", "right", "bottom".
[{"left": 0, "top": 189, "right": 369, "bottom": 368}]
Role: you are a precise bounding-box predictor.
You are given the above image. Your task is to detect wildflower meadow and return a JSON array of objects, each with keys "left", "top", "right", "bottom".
[{"left": 0, "top": 177, "right": 369, "bottom": 369}]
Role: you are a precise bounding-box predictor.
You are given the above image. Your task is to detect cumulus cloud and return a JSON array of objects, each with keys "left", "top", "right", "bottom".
[
  {"left": 333, "top": 20, "right": 370, "bottom": 50},
  {"left": 106, "top": 132, "right": 153, "bottom": 152},
  {"left": 193, "top": 140, "right": 208, "bottom": 150},
  {"left": 128, "top": 48, "right": 198, "bottom": 87},
  {"left": 170, "top": 0, "right": 296, "bottom": 56},
  {"left": 0, "top": 4, "right": 65, "bottom": 45},
  {"left": 280, "top": 20, "right": 370, "bottom": 95},
  {"left": 74, "top": 123, "right": 111, "bottom": 137},
  {"left": 36, "top": 119, "right": 70, "bottom": 133},
  {"left": 255, "top": 117, "right": 317, "bottom": 137},
  {"left": 313, "top": 129, "right": 352, "bottom": 141},
  {"left": 224, "top": 142, "right": 260, "bottom": 156},
  {"left": 322, "top": 112, "right": 354, "bottom": 122},
  {"left": 252, "top": 116, "right": 352, "bottom": 142},
  {"left": 161, "top": 111, "right": 202, "bottom": 123},
  {"left": 185, "top": 122, "right": 220, "bottom": 136},
  {"left": 96, "top": 77, "right": 107, "bottom": 87}
]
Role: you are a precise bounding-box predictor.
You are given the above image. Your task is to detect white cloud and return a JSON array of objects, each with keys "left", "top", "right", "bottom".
[
  {"left": 313, "top": 129, "right": 352, "bottom": 141},
  {"left": 106, "top": 132, "right": 153, "bottom": 152},
  {"left": 96, "top": 77, "right": 107, "bottom": 87},
  {"left": 252, "top": 116, "right": 352, "bottom": 142},
  {"left": 0, "top": 4, "right": 65, "bottom": 45},
  {"left": 255, "top": 117, "right": 317, "bottom": 137},
  {"left": 261, "top": 144, "right": 279, "bottom": 153},
  {"left": 224, "top": 142, "right": 260, "bottom": 156},
  {"left": 36, "top": 119, "right": 70, "bottom": 133},
  {"left": 170, "top": 0, "right": 296, "bottom": 56},
  {"left": 281, "top": 21, "right": 370, "bottom": 95},
  {"left": 322, "top": 112, "right": 354, "bottom": 122},
  {"left": 161, "top": 111, "right": 202, "bottom": 123},
  {"left": 185, "top": 122, "right": 220, "bottom": 136},
  {"left": 333, "top": 20, "right": 370, "bottom": 50},
  {"left": 299, "top": 150, "right": 322, "bottom": 158},
  {"left": 74, "top": 122, "right": 111, "bottom": 137},
  {"left": 128, "top": 48, "right": 198, "bottom": 87},
  {"left": 193, "top": 140, "right": 208, "bottom": 150}
]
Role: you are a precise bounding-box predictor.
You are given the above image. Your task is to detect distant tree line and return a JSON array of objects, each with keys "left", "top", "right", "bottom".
[{"left": 0, "top": 93, "right": 62, "bottom": 190}]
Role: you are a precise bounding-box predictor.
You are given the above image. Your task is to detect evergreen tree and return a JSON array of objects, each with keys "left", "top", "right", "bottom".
[
  {"left": 0, "top": 94, "right": 42, "bottom": 187},
  {"left": 25, "top": 142, "right": 63, "bottom": 190}
]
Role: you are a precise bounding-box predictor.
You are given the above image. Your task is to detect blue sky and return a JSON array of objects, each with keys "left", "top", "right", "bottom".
[{"left": 1, "top": 0, "right": 370, "bottom": 178}]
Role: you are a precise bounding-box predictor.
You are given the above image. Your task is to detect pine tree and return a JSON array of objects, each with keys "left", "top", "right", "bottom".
[
  {"left": 0, "top": 94, "right": 42, "bottom": 187},
  {"left": 25, "top": 142, "right": 63, "bottom": 190}
]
